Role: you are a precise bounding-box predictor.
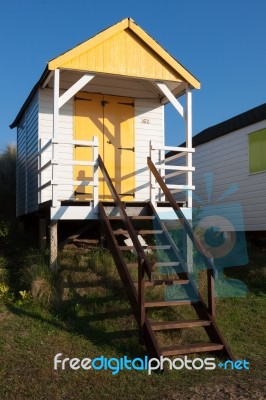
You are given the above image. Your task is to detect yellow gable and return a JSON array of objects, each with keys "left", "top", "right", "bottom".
[{"left": 48, "top": 18, "right": 200, "bottom": 88}]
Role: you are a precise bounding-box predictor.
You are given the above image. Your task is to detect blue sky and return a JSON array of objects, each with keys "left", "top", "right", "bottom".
[{"left": 1, "top": 0, "right": 265, "bottom": 151}]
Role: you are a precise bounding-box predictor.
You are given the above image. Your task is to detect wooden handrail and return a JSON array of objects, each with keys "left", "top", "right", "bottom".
[
  {"left": 148, "top": 157, "right": 216, "bottom": 316},
  {"left": 148, "top": 157, "right": 215, "bottom": 270},
  {"left": 98, "top": 155, "right": 153, "bottom": 281}
]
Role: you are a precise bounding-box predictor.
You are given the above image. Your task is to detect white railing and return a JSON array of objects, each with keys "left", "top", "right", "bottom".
[
  {"left": 38, "top": 136, "right": 99, "bottom": 213},
  {"left": 149, "top": 142, "right": 195, "bottom": 208}
]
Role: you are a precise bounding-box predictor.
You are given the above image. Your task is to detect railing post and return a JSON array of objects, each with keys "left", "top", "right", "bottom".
[
  {"left": 186, "top": 85, "right": 193, "bottom": 209},
  {"left": 93, "top": 136, "right": 99, "bottom": 213},
  {"left": 207, "top": 268, "right": 216, "bottom": 317},
  {"left": 52, "top": 69, "right": 59, "bottom": 208},
  {"left": 149, "top": 141, "right": 156, "bottom": 204},
  {"left": 138, "top": 256, "right": 145, "bottom": 343}
]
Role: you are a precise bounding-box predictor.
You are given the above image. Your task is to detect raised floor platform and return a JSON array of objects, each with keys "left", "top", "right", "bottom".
[{"left": 47, "top": 200, "right": 192, "bottom": 221}]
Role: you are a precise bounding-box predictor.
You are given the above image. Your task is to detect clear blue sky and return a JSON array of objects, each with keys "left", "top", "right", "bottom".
[{"left": 1, "top": 0, "right": 265, "bottom": 151}]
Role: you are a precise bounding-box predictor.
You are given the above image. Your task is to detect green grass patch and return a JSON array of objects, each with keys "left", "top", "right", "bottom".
[{"left": 0, "top": 226, "right": 265, "bottom": 399}]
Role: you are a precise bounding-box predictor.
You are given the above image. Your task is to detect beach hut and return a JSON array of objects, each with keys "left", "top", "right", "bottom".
[{"left": 10, "top": 18, "right": 233, "bottom": 360}]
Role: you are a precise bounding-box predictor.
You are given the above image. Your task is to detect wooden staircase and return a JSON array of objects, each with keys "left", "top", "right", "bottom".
[{"left": 98, "top": 155, "right": 234, "bottom": 360}]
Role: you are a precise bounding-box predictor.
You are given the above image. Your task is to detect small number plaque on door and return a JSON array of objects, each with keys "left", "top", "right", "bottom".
[{"left": 142, "top": 118, "right": 150, "bottom": 124}]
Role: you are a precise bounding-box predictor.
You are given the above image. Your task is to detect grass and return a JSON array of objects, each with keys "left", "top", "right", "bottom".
[{"left": 0, "top": 225, "right": 265, "bottom": 400}]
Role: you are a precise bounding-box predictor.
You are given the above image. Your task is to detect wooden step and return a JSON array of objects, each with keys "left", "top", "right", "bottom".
[
  {"left": 160, "top": 342, "right": 224, "bottom": 356},
  {"left": 132, "top": 278, "right": 189, "bottom": 286},
  {"left": 72, "top": 238, "right": 99, "bottom": 245},
  {"left": 113, "top": 229, "right": 163, "bottom": 235},
  {"left": 149, "top": 319, "right": 211, "bottom": 331},
  {"left": 119, "top": 245, "right": 171, "bottom": 251},
  {"left": 145, "top": 300, "right": 197, "bottom": 308},
  {"left": 126, "top": 261, "right": 180, "bottom": 270},
  {"left": 145, "top": 279, "right": 189, "bottom": 286},
  {"left": 109, "top": 215, "right": 156, "bottom": 220},
  {"left": 138, "top": 230, "right": 163, "bottom": 235},
  {"left": 130, "top": 216, "right": 156, "bottom": 220},
  {"left": 154, "top": 261, "right": 180, "bottom": 267}
]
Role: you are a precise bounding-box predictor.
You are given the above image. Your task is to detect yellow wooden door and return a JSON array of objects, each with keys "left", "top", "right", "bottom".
[
  {"left": 74, "top": 93, "right": 135, "bottom": 201},
  {"left": 103, "top": 95, "right": 135, "bottom": 200}
]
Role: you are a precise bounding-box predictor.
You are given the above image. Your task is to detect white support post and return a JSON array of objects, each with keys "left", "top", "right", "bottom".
[
  {"left": 184, "top": 86, "right": 194, "bottom": 274},
  {"left": 52, "top": 69, "right": 60, "bottom": 208},
  {"left": 186, "top": 85, "right": 193, "bottom": 209},
  {"left": 93, "top": 136, "right": 99, "bottom": 214}
]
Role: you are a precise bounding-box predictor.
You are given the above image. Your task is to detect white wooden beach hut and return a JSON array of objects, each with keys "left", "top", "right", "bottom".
[{"left": 10, "top": 18, "right": 233, "bottom": 361}]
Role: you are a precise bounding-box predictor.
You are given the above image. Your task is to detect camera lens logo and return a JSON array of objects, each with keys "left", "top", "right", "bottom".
[
  {"left": 192, "top": 173, "right": 248, "bottom": 297},
  {"left": 197, "top": 216, "right": 236, "bottom": 259}
]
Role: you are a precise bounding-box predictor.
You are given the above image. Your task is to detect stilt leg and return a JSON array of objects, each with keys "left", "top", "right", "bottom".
[
  {"left": 39, "top": 218, "right": 47, "bottom": 249},
  {"left": 50, "top": 220, "right": 58, "bottom": 270}
]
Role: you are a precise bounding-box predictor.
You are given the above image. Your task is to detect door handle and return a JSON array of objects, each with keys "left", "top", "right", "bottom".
[{"left": 118, "top": 147, "right": 135, "bottom": 152}]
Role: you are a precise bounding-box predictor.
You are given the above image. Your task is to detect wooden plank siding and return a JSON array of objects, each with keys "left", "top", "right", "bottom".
[
  {"left": 39, "top": 88, "right": 73, "bottom": 202},
  {"left": 16, "top": 94, "right": 38, "bottom": 216},
  {"left": 50, "top": 29, "right": 182, "bottom": 83},
  {"left": 191, "top": 120, "right": 266, "bottom": 231},
  {"left": 135, "top": 99, "right": 164, "bottom": 201},
  {"left": 16, "top": 116, "right": 27, "bottom": 216}
]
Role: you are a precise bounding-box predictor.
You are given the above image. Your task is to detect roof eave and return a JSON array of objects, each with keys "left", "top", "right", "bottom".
[
  {"left": 192, "top": 103, "right": 266, "bottom": 147},
  {"left": 10, "top": 66, "right": 50, "bottom": 129}
]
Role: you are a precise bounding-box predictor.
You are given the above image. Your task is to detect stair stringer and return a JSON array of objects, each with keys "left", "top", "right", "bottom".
[{"left": 99, "top": 202, "right": 161, "bottom": 358}]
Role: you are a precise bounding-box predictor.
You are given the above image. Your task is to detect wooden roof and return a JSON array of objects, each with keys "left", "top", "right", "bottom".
[
  {"left": 10, "top": 18, "right": 200, "bottom": 128},
  {"left": 48, "top": 18, "right": 200, "bottom": 88},
  {"left": 191, "top": 103, "right": 266, "bottom": 147}
]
